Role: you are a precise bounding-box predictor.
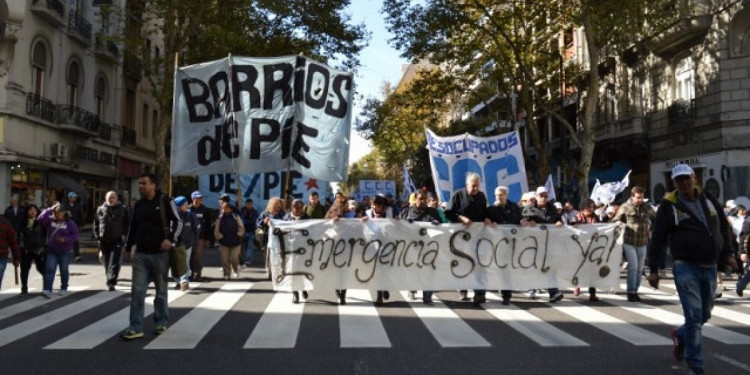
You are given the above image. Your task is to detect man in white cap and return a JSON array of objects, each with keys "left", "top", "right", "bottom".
[
  {"left": 521, "top": 186, "right": 564, "bottom": 302},
  {"left": 648, "top": 164, "right": 737, "bottom": 375}
]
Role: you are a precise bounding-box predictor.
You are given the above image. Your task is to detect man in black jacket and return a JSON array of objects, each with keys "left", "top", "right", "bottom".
[
  {"left": 647, "top": 164, "right": 737, "bottom": 375},
  {"left": 4, "top": 194, "right": 23, "bottom": 230},
  {"left": 93, "top": 191, "right": 129, "bottom": 291},
  {"left": 445, "top": 172, "right": 491, "bottom": 304},
  {"left": 120, "top": 173, "right": 182, "bottom": 340},
  {"left": 63, "top": 191, "right": 84, "bottom": 262},
  {"left": 522, "top": 186, "right": 564, "bottom": 302},
  {"left": 487, "top": 186, "right": 524, "bottom": 305}
]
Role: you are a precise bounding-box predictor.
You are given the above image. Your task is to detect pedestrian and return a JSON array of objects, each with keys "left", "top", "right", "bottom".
[
  {"left": 521, "top": 186, "right": 564, "bottom": 302},
  {"left": 62, "top": 191, "right": 83, "bottom": 262},
  {"left": 93, "top": 191, "right": 129, "bottom": 291},
  {"left": 4, "top": 193, "right": 23, "bottom": 231},
  {"left": 304, "top": 191, "right": 326, "bottom": 219},
  {"left": 444, "top": 172, "right": 492, "bottom": 304},
  {"left": 647, "top": 164, "right": 737, "bottom": 375},
  {"left": 189, "top": 191, "right": 210, "bottom": 282},
  {"left": 214, "top": 194, "right": 245, "bottom": 280},
  {"left": 325, "top": 194, "right": 350, "bottom": 304},
  {"left": 426, "top": 193, "right": 448, "bottom": 223},
  {"left": 486, "top": 186, "right": 524, "bottom": 305},
  {"left": 0, "top": 211, "right": 20, "bottom": 291},
  {"left": 283, "top": 199, "right": 310, "bottom": 303},
  {"left": 120, "top": 173, "right": 182, "bottom": 340},
  {"left": 257, "top": 197, "right": 286, "bottom": 280},
  {"left": 400, "top": 191, "right": 442, "bottom": 304},
  {"left": 37, "top": 202, "right": 79, "bottom": 297},
  {"left": 173, "top": 196, "right": 199, "bottom": 291},
  {"left": 363, "top": 195, "right": 397, "bottom": 305},
  {"left": 17, "top": 204, "right": 45, "bottom": 295},
  {"left": 613, "top": 186, "right": 656, "bottom": 302},
  {"left": 240, "top": 199, "right": 259, "bottom": 267},
  {"left": 561, "top": 201, "right": 579, "bottom": 226},
  {"left": 570, "top": 199, "right": 601, "bottom": 302}
]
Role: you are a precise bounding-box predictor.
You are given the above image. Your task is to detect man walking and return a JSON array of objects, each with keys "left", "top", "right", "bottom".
[
  {"left": 93, "top": 191, "right": 129, "bottom": 291},
  {"left": 240, "top": 199, "right": 259, "bottom": 267},
  {"left": 120, "top": 173, "right": 182, "bottom": 340},
  {"left": 63, "top": 192, "right": 84, "bottom": 262},
  {"left": 4, "top": 194, "right": 23, "bottom": 230},
  {"left": 189, "top": 191, "right": 210, "bottom": 282},
  {"left": 648, "top": 164, "right": 736, "bottom": 375}
]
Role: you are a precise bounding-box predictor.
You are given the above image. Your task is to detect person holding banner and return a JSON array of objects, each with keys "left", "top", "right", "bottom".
[
  {"left": 363, "top": 195, "right": 397, "bottom": 305},
  {"left": 326, "top": 194, "right": 351, "bottom": 304},
  {"left": 647, "top": 164, "right": 737, "bottom": 375},
  {"left": 522, "top": 186, "right": 565, "bottom": 303},
  {"left": 445, "top": 172, "right": 491, "bottom": 304},
  {"left": 400, "top": 190, "right": 443, "bottom": 304},
  {"left": 304, "top": 191, "right": 326, "bottom": 219},
  {"left": 257, "top": 197, "right": 286, "bottom": 280},
  {"left": 486, "top": 186, "right": 523, "bottom": 305},
  {"left": 570, "top": 199, "right": 601, "bottom": 302},
  {"left": 284, "top": 199, "right": 311, "bottom": 303}
]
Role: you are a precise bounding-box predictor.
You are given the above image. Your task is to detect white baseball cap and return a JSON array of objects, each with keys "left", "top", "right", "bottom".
[
  {"left": 671, "top": 164, "right": 694, "bottom": 179},
  {"left": 535, "top": 186, "right": 549, "bottom": 195},
  {"left": 553, "top": 202, "right": 562, "bottom": 209},
  {"left": 726, "top": 199, "right": 737, "bottom": 209}
]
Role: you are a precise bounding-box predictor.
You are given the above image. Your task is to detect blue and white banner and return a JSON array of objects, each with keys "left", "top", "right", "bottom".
[
  {"left": 358, "top": 180, "right": 396, "bottom": 199},
  {"left": 425, "top": 128, "right": 528, "bottom": 205},
  {"left": 402, "top": 164, "right": 417, "bottom": 202},
  {"left": 545, "top": 174, "right": 557, "bottom": 202},
  {"left": 171, "top": 55, "right": 353, "bottom": 182},
  {"left": 197, "top": 172, "right": 330, "bottom": 210}
]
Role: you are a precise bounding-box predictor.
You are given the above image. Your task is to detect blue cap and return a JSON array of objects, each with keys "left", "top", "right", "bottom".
[
  {"left": 67, "top": 191, "right": 78, "bottom": 198},
  {"left": 174, "top": 196, "right": 187, "bottom": 207},
  {"left": 190, "top": 190, "right": 203, "bottom": 199}
]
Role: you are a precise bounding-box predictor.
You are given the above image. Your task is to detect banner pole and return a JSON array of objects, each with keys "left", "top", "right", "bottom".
[{"left": 169, "top": 51, "right": 179, "bottom": 197}]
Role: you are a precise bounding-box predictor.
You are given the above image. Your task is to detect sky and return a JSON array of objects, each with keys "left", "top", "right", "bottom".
[{"left": 346, "top": 0, "right": 409, "bottom": 165}]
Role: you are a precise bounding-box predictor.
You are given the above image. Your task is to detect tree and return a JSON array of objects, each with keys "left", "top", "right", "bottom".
[
  {"left": 120, "top": 0, "right": 367, "bottom": 186},
  {"left": 382, "top": 0, "right": 674, "bottom": 198}
]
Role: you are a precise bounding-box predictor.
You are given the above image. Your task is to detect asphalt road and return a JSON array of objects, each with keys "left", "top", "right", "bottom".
[{"left": 1, "top": 249, "right": 750, "bottom": 375}]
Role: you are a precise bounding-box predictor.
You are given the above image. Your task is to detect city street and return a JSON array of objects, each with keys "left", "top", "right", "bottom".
[{"left": 2, "top": 249, "right": 750, "bottom": 375}]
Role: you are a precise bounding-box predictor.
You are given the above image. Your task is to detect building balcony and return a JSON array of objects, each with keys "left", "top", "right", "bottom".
[
  {"left": 25, "top": 93, "right": 56, "bottom": 123},
  {"left": 94, "top": 35, "right": 120, "bottom": 64},
  {"left": 648, "top": 15, "right": 711, "bottom": 58},
  {"left": 30, "top": 0, "right": 67, "bottom": 28},
  {"left": 56, "top": 105, "right": 100, "bottom": 136},
  {"left": 122, "top": 127, "right": 136, "bottom": 146},
  {"left": 667, "top": 99, "right": 696, "bottom": 128},
  {"left": 68, "top": 9, "right": 92, "bottom": 46},
  {"left": 595, "top": 115, "right": 650, "bottom": 143}
]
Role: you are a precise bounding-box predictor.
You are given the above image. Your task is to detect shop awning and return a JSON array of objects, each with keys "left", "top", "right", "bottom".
[{"left": 48, "top": 172, "right": 88, "bottom": 198}]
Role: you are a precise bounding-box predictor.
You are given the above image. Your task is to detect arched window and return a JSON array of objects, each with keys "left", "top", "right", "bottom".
[
  {"left": 730, "top": 7, "right": 750, "bottom": 57},
  {"left": 32, "top": 42, "right": 47, "bottom": 96},
  {"left": 95, "top": 76, "right": 107, "bottom": 118},
  {"left": 67, "top": 61, "right": 80, "bottom": 106},
  {"left": 674, "top": 57, "right": 694, "bottom": 102}
]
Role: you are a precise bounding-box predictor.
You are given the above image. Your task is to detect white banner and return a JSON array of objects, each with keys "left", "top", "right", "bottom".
[
  {"left": 269, "top": 220, "right": 623, "bottom": 291},
  {"left": 171, "top": 55, "right": 353, "bottom": 181},
  {"left": 197, "top": 172, "right": 330, "bottom": 210},
  {"left": 425, "top": 128, "right": 528, "bottom": 206},
  {"left": 591, "top": 170, "right": 632, "bottom": 206}
]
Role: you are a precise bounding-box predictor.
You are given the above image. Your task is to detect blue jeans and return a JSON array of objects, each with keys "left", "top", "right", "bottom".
[
  {"left": 0, "top": 255, "right": 7, "bottom": 291},
  {"left": 44, "top": 251, "right": 72, "bottom": 292},
  {"left": 243, "top": 233, "right": 255, "bottom": 264},
  {"left": 129, "top": 251, "right": 170, "bottom": 333},
  {"left": 623, "top": 244, "right": 647, "bottom": 293},
  {"left": 174, "top": 246, "right": 192, "bottom": 284},
  {"left": 672, "top": 260, "right": 716, "bottom": 372}
]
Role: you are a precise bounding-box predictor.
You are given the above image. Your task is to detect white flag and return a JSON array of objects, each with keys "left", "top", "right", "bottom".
[
  {"left": 544, "top": 174, "right": 557, "bottom": 202},
  {"left": 590, "top": 170, "right": 631, "bottom": 206},
  {"left": 402, "top": 164, "right": 417, "bottom": 203}
]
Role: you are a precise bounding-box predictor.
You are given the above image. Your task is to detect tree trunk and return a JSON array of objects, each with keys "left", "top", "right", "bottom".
[
  {"left": 575, "top": 17, "right": 601, "bottom": 202},
  {"left": 521, "top": 98, "right": 551, "bottom": 187}
]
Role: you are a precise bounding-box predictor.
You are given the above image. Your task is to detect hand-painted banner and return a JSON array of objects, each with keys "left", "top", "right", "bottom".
[
  {"left": 268, "top": 220, "right": 623, "bottom": 291},
  {"left": 425, "top": 128, "right": 528, "bottom": 206},
  {"left": 171, "top": 55, "right": 353, "bottom": 181},
  {"left": 358, "top": 180, "right": 396, "bottom": 198},
  {"left": 197, "top": 172, "right": 329, "bottom": 210}
]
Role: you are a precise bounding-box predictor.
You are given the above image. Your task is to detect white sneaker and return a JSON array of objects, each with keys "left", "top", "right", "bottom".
[
  {"left": 232, "top": 272, "right": 240, "bottom": 278},
  {"left": 58, "top": 290, "right": 69, "bottom": 296},
  {"left": 42, "top": 290, "right": 53, "bottom": 299}
]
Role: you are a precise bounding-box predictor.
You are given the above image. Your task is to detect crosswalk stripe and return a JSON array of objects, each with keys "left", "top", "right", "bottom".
[
  {"left": 484, "top": 293, "right": 588, "bottom": 347},
  {"left": 45, "top": 286, "right": 191, "bottom": 349},
  {"left": 548, "top": 299, "right": 672, "bottom": 346},
  {"left": 0, "top": 289, "right": 122, "bottom": 347},
  {"left": 0, "top": 288, "right": 36, "bottom": 302},
  {"left": 597, "top": 293, "right": 750, "bottom": 344},
  {"left": 642, "top": 291, "right": 750, "bottom": 329},
  {"left": 0, "top": 286, "right": 89, "bottom": 322},
  {"left": 244, "top": 291, "right": 304, "bottom": 349},
  {"left": 339, "top": 289, "right": 391, "bottom": 348},
  {"left": 144, "top": 282, "right": 253, "bottom": 349},
  {"left": 401, "top": 291, "right": 490, "bottom": 348}
]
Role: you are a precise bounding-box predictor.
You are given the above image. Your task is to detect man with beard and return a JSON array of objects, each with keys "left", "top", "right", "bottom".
[
  {"left": 401, "top": 190, "right": 442, "bottom": 304},
  {"left": 522, "top": 186, "right": 564, "bottom": 302}
]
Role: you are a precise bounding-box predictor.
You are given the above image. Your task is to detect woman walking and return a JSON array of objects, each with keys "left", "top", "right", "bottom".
[
  {"left": 214, "top": 194, "right": 245, "bottom": 280},
  {"left": 18, "top": 205, "right": 45, "bottom": 295},
  {"left": 38, "top": 202, "right": 79, "bottom": 297}
]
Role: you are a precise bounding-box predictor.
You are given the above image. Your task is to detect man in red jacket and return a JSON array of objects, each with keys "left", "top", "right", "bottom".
[{"left": 0, "top": 215, "right": 20, "bottom": 291}]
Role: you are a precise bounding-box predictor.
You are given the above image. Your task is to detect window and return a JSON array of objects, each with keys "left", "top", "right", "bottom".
[
  {"left": 95, "top": 76, "right": 107, "bottom": 118},
  {"left": 675, "top": 57, "right": 695, "bottom": 101},
  {"left": 142, "top": 104, "right": 149, "bottom": 136},
  {"left": 32, "top": 42, "right": 46, "bottom": 96},
  {"left": 124, "top": 88, "right": 135, "bottom": 129},
  {"left": 152, "top": 109, "right": 158, "bottom": 138},
  {"left": 67, "top": 61, "right": 80, "bottom": 106}
]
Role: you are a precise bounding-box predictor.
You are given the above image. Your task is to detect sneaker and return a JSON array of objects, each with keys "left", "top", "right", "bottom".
[
  {"left": 671, "top": 328, "right": 684, "bottom": 362},
  {"left": 627, "top": 293, "right": 637, "bottom": 302},
  {"left": 686, "top": 366, "right": 704, "bottom": 375},
  {"left": 74, "top": 255, "right": 82, "bottom": 262},
  {"left": 423, "top": 298, "right": 434, "bottom": 305},
  {"left": 120, "top": 329, "right": 144, "bottom": 340},
  {"left": 383, "top": 291, "right": 390, "bottom": 300},
  {"left": 713, "top": 291, "right": 723, "bottom": 299},
  {"left": 526, "top": 290, "right": 537, "bottom": 300},
  {"left": 154, "top": 325, "right": 167, "bottom": 335},
  {"left": 375, "top": 293, "right": 384, "bottom": 306},
  {"left": 737, "top": 283, "right": 745, "bottom": 297},
  {"left": 180, "top": 282, "right": 189, "bottom": 291},
  {"left": 473, "top": 294, "right": 486, "bottom": 304},
  {"left": 232, "top": 272, "right": 240, "bottom": 278},
  {"left": 292, "top": 292, "right": 300, "bottom": 304},
  {"left": 108, "top": 285, "right": 116, "bottom": 292},
  {"left": 302, "top": 291, "right": 308, "bottom": 299},
  {"left": 408, "top": 291, "right": 417, "bottom": 300},
  {"left": 459, "top": 290, "right": 470, "bottom": 301},
  {"left": 42, "top": 290, "right": 52, "bottom": 299},
  {"left": 501, "top": 297, "right": 511, "bottom": 306},
  {"left": 549, "top": 292, "right": 564, "bottom": 303},
  {"left": 58, "top": 290, "right": 69, "bottom": 296}
]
